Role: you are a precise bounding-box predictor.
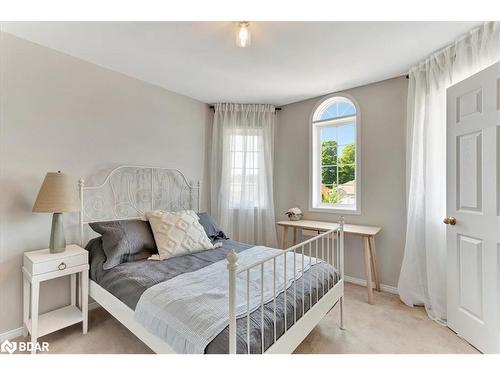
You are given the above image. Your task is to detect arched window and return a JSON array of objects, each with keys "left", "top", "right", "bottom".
[{"left": 310, "top": 95, "right": 360, "bottom": 213}]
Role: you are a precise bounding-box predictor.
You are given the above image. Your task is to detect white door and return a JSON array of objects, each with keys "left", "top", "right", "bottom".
[{"left": 446, "top": 61, "right": 499, "bottom": 353}]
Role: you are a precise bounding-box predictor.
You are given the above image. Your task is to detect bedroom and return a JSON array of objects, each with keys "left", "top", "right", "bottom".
[{"left": 0, "top": 1, "right": 499, "bottom": 373}]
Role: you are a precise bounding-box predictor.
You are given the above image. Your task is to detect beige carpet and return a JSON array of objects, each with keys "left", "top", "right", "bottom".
[{"left": 11, "top": 283, "right": 478, "bottom": 354}]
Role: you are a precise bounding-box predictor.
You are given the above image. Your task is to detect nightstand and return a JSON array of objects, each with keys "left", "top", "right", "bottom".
[{"left": 22, "top": 244, "right": 89, "bottom": 354}]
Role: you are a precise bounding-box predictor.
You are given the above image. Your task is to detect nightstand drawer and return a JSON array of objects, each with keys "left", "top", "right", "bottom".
[
  {"left": 24, "top": 253, "right": 88, "bottom": 275},
  {"left": 24, "top": 244, "right": 89, "bottom": 276},
  {"left": 34, "top": 253, "right": 87, "bottom": 275}
]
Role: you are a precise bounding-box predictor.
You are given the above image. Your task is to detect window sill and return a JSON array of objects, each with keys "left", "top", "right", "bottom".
[{"left": 308, "top": 206, "right": 361, "bottom": 215}]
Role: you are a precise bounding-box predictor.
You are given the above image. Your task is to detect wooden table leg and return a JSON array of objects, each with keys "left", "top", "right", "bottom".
[
  {"left": 363, "top": 237, "right": 374, "bottom": 304},
  {"left": 281, "top": 226, "right": 288, "bottom": 249},
  {"left": 369, "top": 236, "right": 381, "bottom": 292},
  {"left": 292, "top": 227, "right": 297, "bottom": 245}
]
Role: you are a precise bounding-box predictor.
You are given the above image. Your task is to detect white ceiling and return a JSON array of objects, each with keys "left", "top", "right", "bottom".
[{"left": 2, "top": 22, "right": 481, "bottom": 105}]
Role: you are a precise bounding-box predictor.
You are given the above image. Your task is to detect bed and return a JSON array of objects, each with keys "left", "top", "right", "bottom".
[{"left": 79, "top": 165, "right": 345, "bottom": 354}]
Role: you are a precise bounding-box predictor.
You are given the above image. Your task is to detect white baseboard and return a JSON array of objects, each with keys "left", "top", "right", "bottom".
[
  {"left": 0, "top": 301, "right": 101, "bottom": 342},
  {"left": 344, "top": 275, "right": 398, "bottom": 295},
  {"left": 0, "top": 327, "right": 24, "bottom": 342}
]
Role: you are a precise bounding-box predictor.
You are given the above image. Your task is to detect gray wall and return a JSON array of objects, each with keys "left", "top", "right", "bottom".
[
  {"left": 274, "top": 77, "right": 408, "bottom": 288},
  {"left": 0, "top": 33, "right": 210, "bottom": 334}
]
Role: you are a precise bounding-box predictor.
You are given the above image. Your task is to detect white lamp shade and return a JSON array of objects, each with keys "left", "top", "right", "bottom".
[{"left": 32, "top": 172, "right": 80, "bottom": 213}]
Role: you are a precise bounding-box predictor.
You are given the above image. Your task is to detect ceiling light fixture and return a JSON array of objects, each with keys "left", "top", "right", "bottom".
[{"left": 236, "top": 22, "right": 251, "bottom": 48}]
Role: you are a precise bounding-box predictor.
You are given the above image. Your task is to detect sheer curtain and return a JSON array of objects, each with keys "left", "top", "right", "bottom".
[
  {"left": 210, "top": 103, "right": 277, "bottom": 247},
  {"left": 398, "top": 22, "right": 500, "bottom": 323}
]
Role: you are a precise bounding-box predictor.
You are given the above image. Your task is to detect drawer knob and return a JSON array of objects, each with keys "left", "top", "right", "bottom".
[{"left": 58, "top": 262, "right": 67, "bottom": 270}]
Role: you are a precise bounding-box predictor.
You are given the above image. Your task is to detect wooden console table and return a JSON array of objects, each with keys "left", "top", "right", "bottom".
[{"left": 276, "top": 220, "right": 382, "bottom": 304}]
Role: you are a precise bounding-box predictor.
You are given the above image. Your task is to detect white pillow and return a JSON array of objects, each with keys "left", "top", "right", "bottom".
[{"left": 146, "top": 210, "right": 220, "bottom": 261}]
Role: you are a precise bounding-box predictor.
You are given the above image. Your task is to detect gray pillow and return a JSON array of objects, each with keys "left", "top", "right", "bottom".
[
  {"left": 197, "top": 212, "right": 228, "bottom": 241},
  {"left": 89, "top": 219, "right": 157, "bottom": 270}
]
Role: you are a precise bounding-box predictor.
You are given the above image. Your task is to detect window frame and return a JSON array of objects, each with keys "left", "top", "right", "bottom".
[{"left": 309, "top": 93, "right": 361, "bottom": 215}]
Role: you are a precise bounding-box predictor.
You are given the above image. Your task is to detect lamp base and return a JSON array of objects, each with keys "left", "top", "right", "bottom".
[{"left": 49, "top": 213, "right": 66, "bottom": 253}]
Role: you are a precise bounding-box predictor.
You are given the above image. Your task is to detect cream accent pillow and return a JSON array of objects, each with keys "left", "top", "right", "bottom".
[{"left": 146, "top": 210, "right": 220, "bottom": 261}]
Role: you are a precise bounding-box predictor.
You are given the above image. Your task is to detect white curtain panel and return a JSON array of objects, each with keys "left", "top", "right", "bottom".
[
  {"left": 398, "top": 22, "right": 500, "bottom": 323},
  {"left": 210, "top": 103, "right": 278, "bottom": 247}
]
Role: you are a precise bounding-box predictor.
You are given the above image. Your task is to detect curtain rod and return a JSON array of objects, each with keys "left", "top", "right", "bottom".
[{"left": 209, "top": 105, "right": 282, "bottom": 111}]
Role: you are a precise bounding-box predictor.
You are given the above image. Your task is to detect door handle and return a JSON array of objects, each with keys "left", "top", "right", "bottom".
[{"left": 443, "top": 217, "right": 457, "bottom": 225}]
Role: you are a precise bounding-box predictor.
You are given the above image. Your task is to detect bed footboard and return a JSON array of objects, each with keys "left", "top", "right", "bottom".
[{"left": 226, "top": 218, "right": 344, "bottom": 354}]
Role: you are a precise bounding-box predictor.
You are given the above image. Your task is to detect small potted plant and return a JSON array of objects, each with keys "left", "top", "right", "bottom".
[{"left": 285, "top": 207, "right": 303, "bottom": 221}]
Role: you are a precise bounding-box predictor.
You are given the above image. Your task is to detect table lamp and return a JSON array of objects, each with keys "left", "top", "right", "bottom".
[{"left": 32, "top": 171, "right": 80, "bottom": 253}]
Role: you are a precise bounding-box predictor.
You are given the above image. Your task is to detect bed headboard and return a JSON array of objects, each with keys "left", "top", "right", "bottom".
[{"left": 79, "top": 165, "right": 200, "bottom": 246}]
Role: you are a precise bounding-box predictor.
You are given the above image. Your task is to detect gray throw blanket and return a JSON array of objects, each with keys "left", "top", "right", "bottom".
[{"left": 134, "top": 246, "right": 321, "bottom": 354}]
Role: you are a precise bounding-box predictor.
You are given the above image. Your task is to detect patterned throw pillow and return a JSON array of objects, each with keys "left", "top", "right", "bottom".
[{"left": 146, "top": 210, "right": 220, "bottom": 261}]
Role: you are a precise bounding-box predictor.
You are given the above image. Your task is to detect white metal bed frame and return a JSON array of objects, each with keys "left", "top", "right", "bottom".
[{"left": 80, "top": 165, "right": 344, "bottom": 354}]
